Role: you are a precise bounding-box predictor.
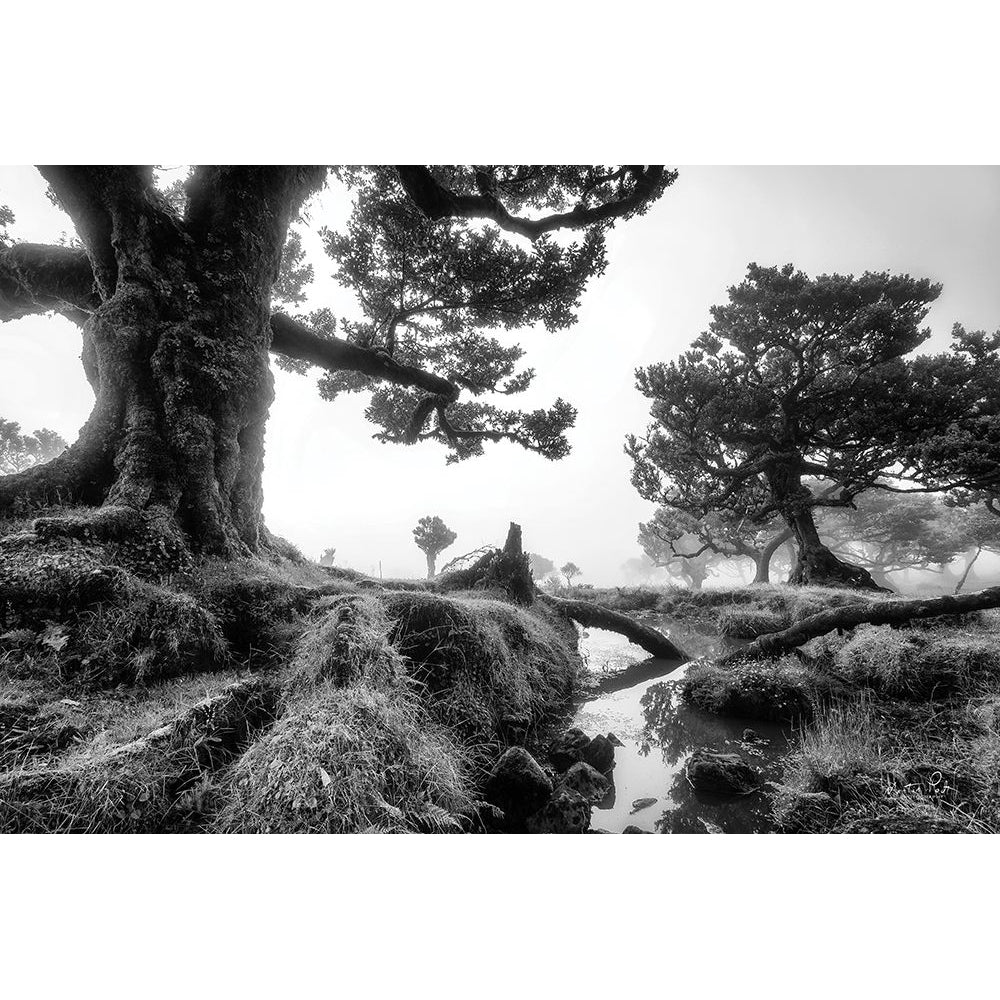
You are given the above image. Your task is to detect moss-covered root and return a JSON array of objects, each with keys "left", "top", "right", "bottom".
[
  {"left": 215, "top": 684, "right": 478, "bottom": 834},
  {"left": 214, "top": 589, "right": 582, "bottom": 833},
  {"left": 0, "top": 541, "right": 229, "bottom": 685},
  {"left": 0, "top": 677, "right": 278, "bottom": 833}
]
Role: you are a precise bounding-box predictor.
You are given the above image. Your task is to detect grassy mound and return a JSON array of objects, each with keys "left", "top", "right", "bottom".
[
  {"left": 0, "top": 676, "right": 278, "bottom": 833},
  {"left": 772, "top": 693, "right": 1000, "bottom": 833},
  {"left": 717, "top": 606, "right": 790, "bottom": 638},
  {"left": 682, "top": 655, "right": 826, "bottom": 722},
  {"left": 834, "top": 626, "right": 1000, "bottom": 699},
  {"left": 213, "top": 589, "right": 580, "bottom": 833},
  {"left": 215, "top": 684, "right": 476, "bottom": 834},
  {"left": 1, "top": 541, "right": 229, "bottom": 685},
  {"left": 381, "top": 590, "right": 579, "bottom": 739}
]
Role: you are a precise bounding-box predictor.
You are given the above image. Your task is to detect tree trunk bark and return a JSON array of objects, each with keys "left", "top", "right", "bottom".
[
  {"left": 0, "top": 167, "right": 323, "bottom": 560},
  {"left": 751, "top": 528, "right": 793, "bottom": 584},
  {"left": 955, "top": 546, "right": 982, "bottom": 594},
  {"left": 426, "top": 552, "right": 437, "bottom": 579},
  {"left": 721, "top": 585, "right": 1000, "bottom": 664},
  {"left": 767, "top": 466, "right": 884, "bottom": 590}
]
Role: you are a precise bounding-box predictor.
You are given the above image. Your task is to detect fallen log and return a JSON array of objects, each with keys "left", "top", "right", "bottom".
[
  {"left": 542, "top": 595, "right": 688, "bottom": 661},
  {"left": 722, "top": 585, "right": 1000, "bottom": 664}
]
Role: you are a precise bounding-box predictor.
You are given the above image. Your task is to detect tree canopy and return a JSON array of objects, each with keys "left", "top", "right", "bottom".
[
  {"left": 0, "top": 166, "right": 672, "bottom": 557},
  {"left": 627, "top": 262, "right": 948, "bottom": 588}
]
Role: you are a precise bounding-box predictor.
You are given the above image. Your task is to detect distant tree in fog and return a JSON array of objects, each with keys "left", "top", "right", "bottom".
[
  {"left": 0, "top": 419, "right": 67, "bottom": 476},
  {"left": 560, "top": 561, "right": 582, "bottom": 587},
  {"left": 638, "top": 506, "right": 792, "bottom": 586},
  {"left": 904, "top": 325, "right": 1000, "bottom": 517},
  {"left": 413, "top": 515, "right": 457, "bottom": 578},
  {"left": 528, "top": 552, "right": 555, "bottom": 580},
  {"left": 318, "top": 547, "right": 337, "bottom": 567}
]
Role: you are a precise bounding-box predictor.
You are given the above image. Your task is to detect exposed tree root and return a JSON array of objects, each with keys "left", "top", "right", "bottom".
[
  {"left": 541, "top": 595, "right": 688, "bottom": 660},
  {"left": 722, "top": 586, "right": 1000, "bottom": 664}
]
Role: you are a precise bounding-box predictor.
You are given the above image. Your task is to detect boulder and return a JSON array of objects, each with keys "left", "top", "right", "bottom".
[
  {"left": 483, "top": 747, "right": 552, "bottom": 827},
  {"left": 685, "top": 749, "right": 760, "bottom": 796},
  {"left": 582, "top": 734, "right": 616, "bottom": 773},
  {"left": 549, "top": 727, "right": 591, "bottom": 771},
  {"left": 526, "top": 788, "right": 591, "bottom": 834},
  {"left": 607, "top": 732, "right": 624, "bottom": 747},
  {"left": 558, "top": 761, "right": 610, "bottom": 804},
  {"left": 623, "top": 825, "right": 651, "bottom": 834}
]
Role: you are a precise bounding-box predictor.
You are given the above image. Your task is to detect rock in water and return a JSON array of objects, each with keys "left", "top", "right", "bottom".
[
  {"left": 623, "top": 825, "right": 651, "bottom": 834},
  {"left": 484, "top": 747, "right": 553, "bottom": 827},
  {"left": 558, "top": 761, "right": 610, "bottom": 804},
  {"left": 526, "top": 788, "right": 591, "bottom": 834},
  {"left": 607, "top": 732, "right": 624, "bottom": 747},
  {"left": 549, "top": 728, "right": 591, "bottom": 772},
  {"left": 582, "top": 734, "right": 615, "bottom": 773},
  {"left": 630, "top": 796, "right": 658, "bottom": 813},
  {"left": 685, "top": 749, "right": 761, "bottom": 796}
]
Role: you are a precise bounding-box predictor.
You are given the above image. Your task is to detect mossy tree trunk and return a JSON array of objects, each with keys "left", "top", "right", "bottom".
[
  {"left": 0, "top": 167, "right": 324, "bottom": 558},
  {"left": 766, "top": 466, "right": 883, "bottom": 591}
]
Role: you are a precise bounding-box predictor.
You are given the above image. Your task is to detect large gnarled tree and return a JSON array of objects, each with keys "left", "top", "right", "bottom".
[
  {"left": 628, "top": 263, "right": 944, "bottom": 590},
  {"left": 0, "top": 166, "right": 672, "bottom": 562}
]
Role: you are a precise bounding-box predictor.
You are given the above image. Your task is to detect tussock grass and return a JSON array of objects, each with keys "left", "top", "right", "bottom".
[
  {"left": 215, "top": 683, "right": 476, "bottom": 834},
  {"left": 774, "top": 691, "right": 1000, "bottom": 833},
  {"left": 1, "top": 538, "right": 581, "bottom": 832},
  {"left": 834, "top": 626, "right": 1000, "bottom": 699},
  {"left": 381, "top": 590, "right": 579, "bottom": 740},
  {"left": 682, "top": 655, "right": 827, "bottom": 722},
  {"left": 0, "top": 676, "right": 278, "bottom": 833},
  {"left": 717, "top": 606, "right": 790, "bottom": 638}
]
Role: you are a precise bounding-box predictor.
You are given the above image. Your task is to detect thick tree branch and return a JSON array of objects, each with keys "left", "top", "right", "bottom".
[
  {"left": 268, "top": 312, "right": 459, "bottom": 399},
  {"left": 396, "top": 166, "right": 668, "bottom": 240},
  {"left": 0, "top": 243, "right": 98, "bottom": 322}
]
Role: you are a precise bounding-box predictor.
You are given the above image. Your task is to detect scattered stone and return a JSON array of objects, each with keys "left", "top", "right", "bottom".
[
  {"left": 558, "top": 761, "right": 610, "bottom": 804},
  {"left": 549, "top": 728, "right": 591, "bottom": 772},
  {"left": 483, "top": 747, "right": 553, "bottom": 827},
  {"left": 622, "top": 825, "right": 651, "bottom": 834},
  {"left": 630, "top": 796, "right": 658, "bottom": 813},
  {"left": 582, "top": 734, "right": 615, "bottom": 773},
  {"left": 526, "top": 787, "right": 591, "bottom": 834},
  {"left": 685, "top": 749, "right": 761, "bottom": 796}
]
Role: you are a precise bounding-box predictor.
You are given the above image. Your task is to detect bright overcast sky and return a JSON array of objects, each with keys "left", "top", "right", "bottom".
[{"left": 2, "top": 166, "right": 998, "bottom": 582}]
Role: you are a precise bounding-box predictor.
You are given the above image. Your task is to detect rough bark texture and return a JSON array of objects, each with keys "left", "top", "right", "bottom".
[
  {"left": 1, "top": 166, "right": 324, "bottom": 558},
  {"left": 767, "top": 467, "right": 883, "bottom": 590},
  {"left": 722, "top": 586, "right": 1000, "bottom": 664}
]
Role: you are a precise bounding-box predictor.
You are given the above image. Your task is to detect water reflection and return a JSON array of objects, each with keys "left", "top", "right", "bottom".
[{"left": 573, "top": 616, "right": 795, "bottom": 834}]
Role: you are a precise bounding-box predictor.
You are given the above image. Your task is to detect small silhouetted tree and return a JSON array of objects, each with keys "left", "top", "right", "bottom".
[
  {"left": 0, "top": 419, "right": 67, "bottom": 476},
  {"left": 628, "top": 263, "right": 943, "bottom": 590},
  {"left": 560, "top": 561, "right": 582, "bottom": 587},
  {"left": 318, "top": 547, "right": 336, "bottom": 568},
  {"left": 413, "top": 515, "right": 457, "bottom": 578}
]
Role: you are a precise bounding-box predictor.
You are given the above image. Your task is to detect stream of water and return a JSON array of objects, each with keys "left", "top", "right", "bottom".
[{"left": 573, "top": 617, "right": 794, "bottom": 833}]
